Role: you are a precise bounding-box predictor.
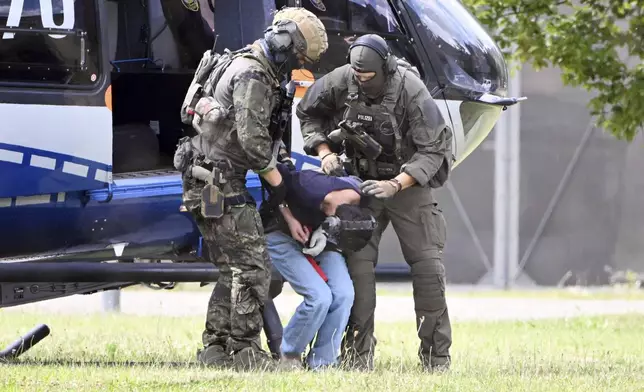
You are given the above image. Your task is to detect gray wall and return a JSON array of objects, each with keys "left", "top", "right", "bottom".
[{"left": 376, "top": 63, "right": 644, "bottom": 286}]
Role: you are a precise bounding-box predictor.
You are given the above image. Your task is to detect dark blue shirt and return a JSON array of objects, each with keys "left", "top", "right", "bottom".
[{"left": 276, "top": 163, "right": 362, "bottom": 228}]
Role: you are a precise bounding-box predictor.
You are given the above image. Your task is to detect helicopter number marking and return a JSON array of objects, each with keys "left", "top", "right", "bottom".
[{"left": 2, "top": 0, "right": 75, "bottom": 39}]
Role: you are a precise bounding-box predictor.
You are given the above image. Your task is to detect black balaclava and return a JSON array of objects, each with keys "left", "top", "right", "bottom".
[{"left": 349, "top": 45, "right": 387, "bottom": 99}]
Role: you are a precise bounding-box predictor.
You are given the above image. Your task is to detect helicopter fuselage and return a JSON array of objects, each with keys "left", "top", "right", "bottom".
[{"left": 0, "top": 0, "right": 520, "bottom": 308}]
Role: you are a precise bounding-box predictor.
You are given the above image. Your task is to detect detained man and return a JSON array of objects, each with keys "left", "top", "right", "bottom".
[{"left": 260, "top": 160, "right": 376, "bottom": 370}]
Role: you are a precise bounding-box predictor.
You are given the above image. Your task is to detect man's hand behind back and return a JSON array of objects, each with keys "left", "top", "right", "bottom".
[{"left": 287, "top": 219, "right": 310, "bottom": 245}]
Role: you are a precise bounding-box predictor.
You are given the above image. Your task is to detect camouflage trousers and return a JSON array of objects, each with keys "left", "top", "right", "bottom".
[
  {"left": 184, "top": 177, "right": 272, "bottom": 354},
  {"left": 341, "top": 185, "right": 452, "bottom": 371}
]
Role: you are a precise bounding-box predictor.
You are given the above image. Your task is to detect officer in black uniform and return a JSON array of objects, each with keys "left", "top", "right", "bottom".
[{"left": 295, "top": 34, "right": 454, "bottom": 372}]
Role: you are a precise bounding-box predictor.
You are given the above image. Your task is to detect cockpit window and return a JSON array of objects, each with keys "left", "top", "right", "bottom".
[
  {"left": 403, "top": 0, "right": 508, "bottom": 97},
  {"left": 348, "top": 0, "right": 404, "bottom": 35},
  {"left": 0, "top": 0, "right": 101, "bottom": 87},
  {"left": 302, "top": 0, "right": 403, "bottom": 35}
]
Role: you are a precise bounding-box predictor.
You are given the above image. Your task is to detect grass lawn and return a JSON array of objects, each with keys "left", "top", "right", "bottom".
[{"left": 1, "top": 312, "right": 643, "bottom": 391}]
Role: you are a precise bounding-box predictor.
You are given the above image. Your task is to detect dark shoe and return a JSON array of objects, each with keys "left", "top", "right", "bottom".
[
  {"left": 197, "top": 344, "right": 232, "bottom": 368},
  {"left": 431, "top": 363, "right": 450, "bottom": 373},
  {"left": 277, "top": 354, "right": 304, "bottom": 371},
  {"left": 421, "top": 357, "right": 451, "bottom": 373},
  {"left": 231, "top": 346, "right": 277, "bottom": 372}
]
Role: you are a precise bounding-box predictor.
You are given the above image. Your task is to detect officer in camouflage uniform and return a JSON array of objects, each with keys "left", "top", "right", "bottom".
[
  {"left": 296, "top": 34, "right": 453, "bottom": 372},
  {"left": 175, "top": 7, "right": 328, "bottom": 370}
]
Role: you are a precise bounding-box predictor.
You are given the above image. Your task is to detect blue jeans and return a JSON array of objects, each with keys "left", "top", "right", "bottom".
[{"left": 266, "top": 230, "right": 355, "bottom": 369}]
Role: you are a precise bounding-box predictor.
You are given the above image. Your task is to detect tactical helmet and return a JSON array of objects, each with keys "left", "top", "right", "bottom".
[{"left": 271, "top": 7, "right": 328, "bottom": 63}]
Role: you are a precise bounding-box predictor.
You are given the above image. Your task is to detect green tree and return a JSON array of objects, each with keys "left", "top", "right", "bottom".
[{"left": 462, "top": 0, "right": 644, "bottom": 141}]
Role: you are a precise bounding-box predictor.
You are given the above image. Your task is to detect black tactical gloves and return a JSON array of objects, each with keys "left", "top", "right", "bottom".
[{"left": 258, "top": 178, "right": 287, "bottom": 229}]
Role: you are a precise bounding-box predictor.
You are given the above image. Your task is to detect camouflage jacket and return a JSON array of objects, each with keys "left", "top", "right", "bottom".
[
  {"left": 190, "top": 42, "right": 282, "bottom": 176},
  {"left": 296, "top": 63, "right": 453, "bottom": 187}
]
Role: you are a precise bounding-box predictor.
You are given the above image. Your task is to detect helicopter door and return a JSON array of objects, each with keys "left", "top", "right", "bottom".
[
  {"left": 287, "top": 0, "right": 453, "bottom": 167},
  {"left": 0, "top": 0, "right": 111, "bottom": 199}
]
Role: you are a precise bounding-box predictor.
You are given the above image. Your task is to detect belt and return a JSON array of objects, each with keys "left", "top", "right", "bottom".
[
  {"left": 225, "top": 192, "right": 255, "bottom": 206},
  {"left": 194, "top": 157, "right": 247, "bottom": 177}
]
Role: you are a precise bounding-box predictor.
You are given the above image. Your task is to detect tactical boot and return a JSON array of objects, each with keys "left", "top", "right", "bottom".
[
  {"left": 231, "top": 346, "right": 277, "bottom": 372},
  {"left": 420, "top": 355, "right": 451, "bottom": 373},
  {"left": 197, "top": 344, "right": 232, "bottom": 368},
  {"left": 340, "top": 353, "right": 374, "bottom": 372}
]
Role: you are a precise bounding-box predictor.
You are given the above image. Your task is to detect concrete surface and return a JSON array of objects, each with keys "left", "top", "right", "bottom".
[{"left": 4, "top": 283, "right": 644, "bottom": 323}]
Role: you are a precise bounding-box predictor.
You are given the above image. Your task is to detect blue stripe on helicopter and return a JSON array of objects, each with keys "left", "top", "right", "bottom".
[
  {"left": 0, "top": 143, "right": 112, "bottom": 199},
  {"left": 0, "top": 150, "right": 320, "bottom": 206},
  {"left": 291, "top": 152, "right": 322, "bottom": 171}
]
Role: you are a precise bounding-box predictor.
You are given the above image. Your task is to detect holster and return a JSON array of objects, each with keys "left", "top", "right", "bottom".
[
  {"left": 200, "top": 183, "right": 225, "bottom": 218},
  {"left": 192, "top": 157, "right": 254, "bottom": 218}
]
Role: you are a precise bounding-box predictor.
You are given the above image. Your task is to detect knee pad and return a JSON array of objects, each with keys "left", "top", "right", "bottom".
[{"left": 411, "top": 259, "right": 446, "bottom": 312}]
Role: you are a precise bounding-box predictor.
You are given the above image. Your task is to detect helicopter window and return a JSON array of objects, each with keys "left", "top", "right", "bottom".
[
  {"left": 348, "top": 0, "right": 403, "bottom": 35},
  {"left": 302, "top": 32, "right": 425, "bottom": 81},
  {"left": 298, "top": 0, "right": 426, "bottom": 82},
  {"left": 459, "top": 101, "right": 502, "bottom": 140},
  {"left": 301, "top": 0, "right": 403, "bottom": 36},
  {"left": 0, "top": 0, "right": 101, "bottom": 87},
  {"left": 402, "top": 0, "right": 508, "bottom": 97}
]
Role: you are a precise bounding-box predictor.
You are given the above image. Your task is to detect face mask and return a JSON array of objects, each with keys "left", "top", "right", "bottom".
[
  {"left": 355, "top": 71, "right": 386, "bottom": 99},
  {"left": 350, "top": 46, "right": 387, "bottom": 99}
]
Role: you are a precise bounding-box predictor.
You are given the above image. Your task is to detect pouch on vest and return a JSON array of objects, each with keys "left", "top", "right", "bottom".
[
  {"left": 191, "top": 96, "right": 231, "bottom": 135},
  {"left": 181, "top": 49, "right": 223, "bottom": 125},
  {"left": 173, "top": 136, "right": 194, "bottom": 174},
  {"left": 180, "top": 47, "right": 248, "bottom": 126}
]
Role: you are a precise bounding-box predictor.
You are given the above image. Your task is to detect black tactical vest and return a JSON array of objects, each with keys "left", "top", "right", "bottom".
[{"left": 342, "top": 70, "right": 407, "bottom": 179}]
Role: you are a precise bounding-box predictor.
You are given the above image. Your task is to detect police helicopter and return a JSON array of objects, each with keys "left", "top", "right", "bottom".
[{"left": 0, "top": 0, "right": 524, "bottom": 358}]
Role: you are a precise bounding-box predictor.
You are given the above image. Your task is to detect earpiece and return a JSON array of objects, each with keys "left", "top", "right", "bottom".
[
  {"left": 264, "top": 25, "right": 293, "bottom": 52},
  {"left": 263, "top": 23, "right": 296, "bottom": 64}
]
